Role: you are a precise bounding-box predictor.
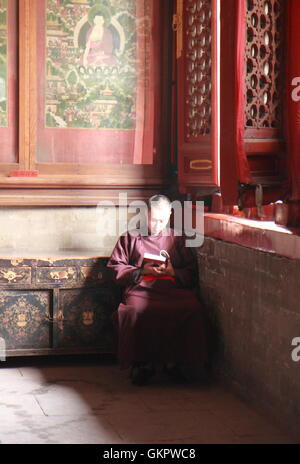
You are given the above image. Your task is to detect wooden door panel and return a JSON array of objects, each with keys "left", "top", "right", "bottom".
[{"left": 177, "top": 0, "right": 219, "bottom": 193}]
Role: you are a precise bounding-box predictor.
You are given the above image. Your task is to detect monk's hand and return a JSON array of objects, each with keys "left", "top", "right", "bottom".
[
  {"left": 153, "top": 261, "right": 175, "bottom": 277},
  {"left": 142, "top": 262, "right": 163, "bottom": 276}
]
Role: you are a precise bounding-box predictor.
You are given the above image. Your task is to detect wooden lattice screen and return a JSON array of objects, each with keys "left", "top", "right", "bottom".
[
  {"left": 245, "top": 0, "right": 285, "bottom": 134},
  {"left": 185, "top": 0, "right": 212, "bottom": 140},
  {"left": 177, "top": 0, "right": 219, "bottom": 194}
]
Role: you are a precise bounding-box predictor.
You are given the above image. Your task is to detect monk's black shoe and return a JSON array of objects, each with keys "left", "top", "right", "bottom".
[
  {"left": 130, "top": 364, "right": 155, "bottom": 386},
  {"left": 163, "top": 363, "right": 189, "bottom": 384}
]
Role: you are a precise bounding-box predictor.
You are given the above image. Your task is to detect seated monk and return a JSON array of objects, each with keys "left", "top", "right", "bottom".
[{"left": 107, "top": 195, "right": 209, "bottom": 385}]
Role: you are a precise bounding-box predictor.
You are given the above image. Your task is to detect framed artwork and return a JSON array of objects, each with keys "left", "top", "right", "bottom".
[
  {"left": 35, "top": 0, "right": 160, "bottom": 165},
  {"left": 0, "top": 0, "right": 173, "bottom": 204}
]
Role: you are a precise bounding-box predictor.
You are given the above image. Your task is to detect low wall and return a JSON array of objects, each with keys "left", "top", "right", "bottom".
[{"left": 197, "top": 236, "right": 300, "bottom": 441}]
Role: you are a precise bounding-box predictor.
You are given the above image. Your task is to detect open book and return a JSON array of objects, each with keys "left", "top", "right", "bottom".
[{"left": 143, "top": 251, "right": 169, "bottom": 266}]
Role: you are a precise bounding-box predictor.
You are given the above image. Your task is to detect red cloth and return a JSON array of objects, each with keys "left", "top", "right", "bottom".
[
  {"left": 234, "top": 0, "right": 252, "bottom": 185},
  {"left": 141, "top": 275, "right": 175, "bottom": 282},
  {"left": 286, "top": 0, "right": 300, "bottom": 201},
  {"left": 220, "top": 0, "right": 252, "bottom": 206},
  {"left": 107, "top": 229, "right": 208, "bottom": 371}
]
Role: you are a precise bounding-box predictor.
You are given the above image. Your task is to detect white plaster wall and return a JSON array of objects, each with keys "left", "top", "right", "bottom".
[{"left": 0, "top": 206, "right": 137, "bottom": 256}]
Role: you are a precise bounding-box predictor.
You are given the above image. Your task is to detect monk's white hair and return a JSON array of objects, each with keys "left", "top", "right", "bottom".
[{"left": 148, "top": 194, "right": 172, "bottom": 211}]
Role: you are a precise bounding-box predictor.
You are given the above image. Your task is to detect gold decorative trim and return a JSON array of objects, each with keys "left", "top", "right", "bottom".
[
  {"left": 0, "top": 270, "right": 23, "bottom": 281},
  {"left": 189, "top": 159, "right": 212, "bottom": 171}
]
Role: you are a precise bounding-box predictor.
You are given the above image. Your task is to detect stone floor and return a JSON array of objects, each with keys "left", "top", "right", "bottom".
[{"left": 0, "top": 356, "right": 297, "bottom": 444}]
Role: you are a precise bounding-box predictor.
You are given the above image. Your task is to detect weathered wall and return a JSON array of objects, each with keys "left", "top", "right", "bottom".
[
  {"left": 0, "top": 206, "right": 129, "bottom": 255},
  {"left": 197, "top": 237, "right": 300, "bottom": 440}
]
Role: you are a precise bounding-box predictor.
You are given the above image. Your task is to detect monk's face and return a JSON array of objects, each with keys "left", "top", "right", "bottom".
[{"left": 148, "top": 205, "right": 171, "bottom": 235}]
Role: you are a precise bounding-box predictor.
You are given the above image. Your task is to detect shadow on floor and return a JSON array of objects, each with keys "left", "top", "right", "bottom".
[{"left": 0, "top": 355, "right": 297, "bottom": 444}]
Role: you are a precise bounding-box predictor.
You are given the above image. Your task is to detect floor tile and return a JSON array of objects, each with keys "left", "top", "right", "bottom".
[
  {"left": 0, "top": 414, "right": 122, "bottom": 444},
  {"left": 0, "top": 360, "right": 297, "bottom": 445}
]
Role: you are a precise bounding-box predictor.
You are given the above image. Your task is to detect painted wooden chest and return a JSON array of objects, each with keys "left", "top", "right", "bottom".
[{"left": 0, "top": 251, "right": 120, "bottom": 357}]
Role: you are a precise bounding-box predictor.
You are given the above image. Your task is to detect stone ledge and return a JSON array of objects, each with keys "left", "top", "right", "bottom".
[{"left": 204, "top": 213, "right": 300, "bottom": 260}]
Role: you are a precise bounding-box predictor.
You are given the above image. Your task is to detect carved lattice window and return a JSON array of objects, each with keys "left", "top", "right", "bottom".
[
  {"left": 245, "top": 0, "right": 285, "bottom": 131},
  {"left": 177, "top": 0, "right": 218, "bottom": 193},
  {"left": 185, "top": 0, "right": 212, "bottom": 140}
]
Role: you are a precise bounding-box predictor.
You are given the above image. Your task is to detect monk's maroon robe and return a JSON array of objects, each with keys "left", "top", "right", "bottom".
[{"left": 107, "top": 228, "right": 208, "bottom": 371}]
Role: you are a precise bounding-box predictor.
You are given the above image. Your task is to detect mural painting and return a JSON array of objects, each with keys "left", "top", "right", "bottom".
[
  {"left": 0, "top": 0, "right": 7, "bottom": 127},
  {"left": 45, "top": 0, "right": 151, "bottom": 130}
]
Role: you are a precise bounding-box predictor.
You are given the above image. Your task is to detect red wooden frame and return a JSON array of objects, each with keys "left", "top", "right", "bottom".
[{"left": 177, "top": 0, "right": 219, "bottom": 195}]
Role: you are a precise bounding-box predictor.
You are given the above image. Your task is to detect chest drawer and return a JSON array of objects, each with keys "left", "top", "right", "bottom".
[
  {"left": 0, "top": 267, "right": 32, "bottom": 285},
  {"left": 36, "top": 267, "right": 77, "bottom": 285}
]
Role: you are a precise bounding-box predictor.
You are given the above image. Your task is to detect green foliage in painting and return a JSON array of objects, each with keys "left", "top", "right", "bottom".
[{"left": 45, "top": 0, "right": 150, "bottom": 130}]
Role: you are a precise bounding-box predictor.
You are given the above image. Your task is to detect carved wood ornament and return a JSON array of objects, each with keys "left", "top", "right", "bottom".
[{"left": 245, "top": 0, "right": 285, "bottom": 132}]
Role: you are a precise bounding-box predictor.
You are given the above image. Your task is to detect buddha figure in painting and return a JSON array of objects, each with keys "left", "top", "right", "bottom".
[{"left": 83, "top": 9, "right": 118, "bottom": 67}]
